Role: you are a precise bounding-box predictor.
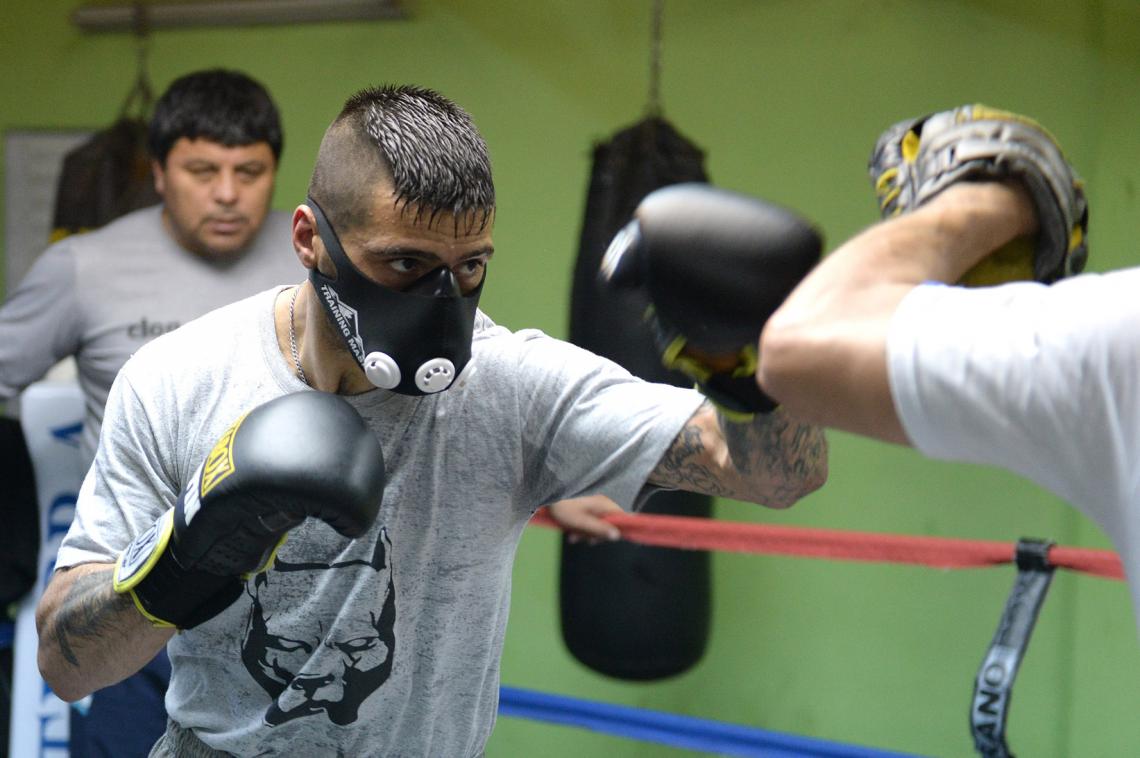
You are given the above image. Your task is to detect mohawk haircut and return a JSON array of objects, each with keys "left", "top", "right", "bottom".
[{"left": 308, "top": 85, "right": 495, "bottom": 233}]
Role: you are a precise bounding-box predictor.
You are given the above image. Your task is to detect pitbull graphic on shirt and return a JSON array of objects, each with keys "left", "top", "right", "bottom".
[{"left": 241, "top": 528, "right": 396, "bottom": 727}]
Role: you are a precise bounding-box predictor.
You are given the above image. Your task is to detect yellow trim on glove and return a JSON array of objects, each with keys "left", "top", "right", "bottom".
[
  {"left": 731, "top": 345, "right": 759, "bottom": 379},
  {"left": 663, "top": 340, "right": 763, "bottom": 422},
  {"left": 1069, "top": 225, "right": 1084, "bottom": 254},
  {"left": 662, "top": 335, "right": 712, "bottom": 382},
  {"left": 113, "top": 510, "right": 173, "bottom": 594},
  {"left": 901, "top": 129, "right": 921, "bottom": 163},
  {"left": 715, "top": 405, "right": 757, "bottom": 424},
  {"left": 959, "top": 237, "right": 1035, "bottom": 287},
  {"left": 875, "top": 167, "right": 899, "bottom": 193},
  {"left": 249, "top": 534, "right": 291, "bottom": 577},
  {"left": 113, "top": 509, "right": 178, "bottom": 629},
  {"left": 200, "top": 411, "right": 249, "bottom": 497}
]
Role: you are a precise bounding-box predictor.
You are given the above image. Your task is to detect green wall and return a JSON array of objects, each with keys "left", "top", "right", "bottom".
[{"left": 3, "top": 1, "right": 1138, "bottom": 755}]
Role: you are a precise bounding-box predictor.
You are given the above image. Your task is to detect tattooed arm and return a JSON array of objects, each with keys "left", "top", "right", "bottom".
[
  {"left": 35, "top": 562, "right": 173, "bottom": 702},
  {"left": 649, "top": 401, "right": 828, "bottom": 508}
]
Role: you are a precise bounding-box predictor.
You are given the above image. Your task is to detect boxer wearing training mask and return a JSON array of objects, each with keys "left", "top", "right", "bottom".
[{"left": 36, "top": 84, "right": 827, "bottom": 757}]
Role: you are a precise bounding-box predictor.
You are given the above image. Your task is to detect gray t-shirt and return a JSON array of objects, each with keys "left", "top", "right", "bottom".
[
  {"left": 58, "top": 288, "right": 703, "bottom": 757},
  {"left": 0, "top": 205, "right": 298, "bottom": 467}
]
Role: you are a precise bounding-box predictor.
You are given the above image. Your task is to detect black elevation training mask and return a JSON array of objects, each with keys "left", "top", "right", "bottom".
[{"left": 306, "top": 196, "right": 483, "bottom": 395}]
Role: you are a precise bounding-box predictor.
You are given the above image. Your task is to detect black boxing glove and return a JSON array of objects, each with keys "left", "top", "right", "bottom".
[
  {"left": 600, "top": 183, "right": 822, "bottom": 420},
  {"left": 113, "top": 391, "right": 385, "bottom": 629}
]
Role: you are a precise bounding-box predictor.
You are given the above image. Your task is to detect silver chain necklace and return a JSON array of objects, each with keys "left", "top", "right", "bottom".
[{"left": 288, "top": 286, "right": 309, "bottom": 386}]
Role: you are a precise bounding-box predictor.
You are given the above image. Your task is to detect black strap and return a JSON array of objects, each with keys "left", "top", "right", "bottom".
[{"left": 970, "top": 538, "right": 1056, "bottom": 757}]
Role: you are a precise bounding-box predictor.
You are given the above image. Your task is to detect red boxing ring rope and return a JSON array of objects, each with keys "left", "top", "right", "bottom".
[{"left": 529, "top": 508, "right": 1124, "bottom": 580}]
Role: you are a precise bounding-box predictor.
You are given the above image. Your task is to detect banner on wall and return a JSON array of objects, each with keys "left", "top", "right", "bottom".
[
  {"left": 10, "top": 381, "right": 85, "bottom": 758},
  {"left": 3, "top": 131, "right": 91, "bottom": 294}
]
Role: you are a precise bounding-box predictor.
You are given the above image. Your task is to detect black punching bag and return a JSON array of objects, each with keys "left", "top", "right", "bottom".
[
  {"left": 51, "top": 117, "right": 159, "bottom": 242},
  {"left": 561, "top": 117, "right": 713, "bottom": 680}
]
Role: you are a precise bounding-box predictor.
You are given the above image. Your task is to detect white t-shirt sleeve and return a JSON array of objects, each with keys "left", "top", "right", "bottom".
[{"left": 887, "top": 269, "right": 1140, "bottom": 535}]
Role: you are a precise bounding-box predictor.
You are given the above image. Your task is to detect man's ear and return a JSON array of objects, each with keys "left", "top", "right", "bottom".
[
  {"left": 292, "top": 205, "right": 319, "bottom": 270},
  {"left": 151, "top": 160, "right": 167, "bottom": 197}
]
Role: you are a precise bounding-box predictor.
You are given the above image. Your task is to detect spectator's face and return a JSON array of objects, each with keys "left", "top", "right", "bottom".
[{"left": 154, "top": 137, "right": 276, "bottom": 260}]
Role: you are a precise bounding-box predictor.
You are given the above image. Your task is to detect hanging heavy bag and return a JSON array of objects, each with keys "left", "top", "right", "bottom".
[
  {"left": 50, "top": 116, "right": 159, "bottom": 241},
  {"left": 561, "top": 116, "right": 713, "bottom": 680}
]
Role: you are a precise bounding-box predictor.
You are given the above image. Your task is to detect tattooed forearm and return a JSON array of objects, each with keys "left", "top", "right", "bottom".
[
  {"left": 37, "top": 565, "right": 174, "bottom": 701},
  {"left": 50, "top": 570, "right": 133, "bottom": 667},
  {"left": 652, "top": 401, "right": 827, "bottom": 507},
  {"left": 719, "top": 407, "right": 828, "bottom": 507},
  {"left": 654, "top": 418, "right": 734, "bottom": 496}
]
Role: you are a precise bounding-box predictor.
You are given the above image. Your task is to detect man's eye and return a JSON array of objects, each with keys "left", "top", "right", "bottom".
[
  {"left": 459, "top": 259, "right": 485, "bottom": 275},
  {"left": 237, "top": 166, "right": 266, "bottom": 182},
  {"left": 389, "top": 259, "right": 419, "bottom": 273}
]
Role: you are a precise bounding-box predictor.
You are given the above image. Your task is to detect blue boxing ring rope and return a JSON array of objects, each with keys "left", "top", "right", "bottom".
[{"left": 499, "top": 686, "right": 926, "bottom": 757}]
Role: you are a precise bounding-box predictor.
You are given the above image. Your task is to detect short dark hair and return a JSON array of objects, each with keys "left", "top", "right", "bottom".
[
  {"left": 148, "top": 69, "right": 283, "bottom": 165},
  {"left": 308, "top": 84, "right": 494, "bottom": 233}
]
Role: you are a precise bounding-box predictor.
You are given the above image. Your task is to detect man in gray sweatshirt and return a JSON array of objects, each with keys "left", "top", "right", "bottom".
[{"left": 0, "top": 68, "right": 299, "bottom": 757}]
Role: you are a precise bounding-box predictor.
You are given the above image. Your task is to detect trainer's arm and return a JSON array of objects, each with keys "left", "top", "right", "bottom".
[
  {"left": 649, "top": 402, "right": 827, "bottom": 508},
  {"left": 758, "top": 182, "right": 1037, "bottom": 444},
  {"left": 36, "top": 562, "right": 173, "bottom": 702},
  {"left": 0, "top": 244, "right": 83, "bottom": 399}
]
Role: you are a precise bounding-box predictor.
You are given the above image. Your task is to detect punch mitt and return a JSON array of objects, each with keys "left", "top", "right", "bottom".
[{"left": 869, "top": 104, "right": 1088, "bottom": 285}]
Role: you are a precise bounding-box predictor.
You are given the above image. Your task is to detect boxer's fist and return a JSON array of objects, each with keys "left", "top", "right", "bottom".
[
  {"left": 113, "top": 391, "right": 385, "bottom": 629},
  {"left": 600, "top": 183, "right": 822, "bottom": 419}
]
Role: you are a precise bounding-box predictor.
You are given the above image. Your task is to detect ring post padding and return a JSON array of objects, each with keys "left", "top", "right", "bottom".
[
  {"left": 970, "top": 538, "right": 1056, "bottom": 758},
  {"left": 10, "top": 381, "right": 85, "bottom": 757}
]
